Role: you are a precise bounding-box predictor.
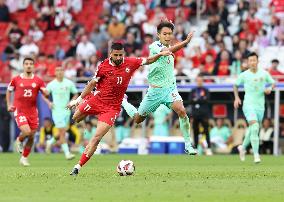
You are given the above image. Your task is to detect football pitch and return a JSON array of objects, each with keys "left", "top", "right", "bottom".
[{"left": 0, "top": 154, "right": 284, "bottom": 202}]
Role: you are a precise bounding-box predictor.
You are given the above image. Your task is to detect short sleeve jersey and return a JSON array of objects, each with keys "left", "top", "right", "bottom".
[
  {"left": 147, "top": 41, "right": 176, "bottom": 87},
  {"left": 235, "top": 69, "right": 275, "bottom": 110},
  {"left": 8, "top": 74, "right": 46, "bottom": 113},
  {"left": 46, "top": 78, "right": 78, "bottom": 112},
  {"left": 93, "top": 57, "right": 145, "bottom": 110}
]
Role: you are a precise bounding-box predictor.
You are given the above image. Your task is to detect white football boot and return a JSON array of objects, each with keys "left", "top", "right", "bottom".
[
  {"left": 238, "top": 145, "right": 246, "bottom": 161},
  {"left": 19, "top": 156, "right": 30, "bottom": 167}
]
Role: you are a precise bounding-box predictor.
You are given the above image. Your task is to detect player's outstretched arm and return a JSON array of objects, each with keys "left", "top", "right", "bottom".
[
  {"left": 233, "top": 85, "right": 241, "bottom": 109},
  {"left": 144, "top": 50, "right": 172, "bottom": 65},
  {"left": 67, "top": 79, "right": 97, "bottom": 109},
  {"left": 42, "top": 94, "right": 53, "bottom": 109},
  {"left": 5, "top": 89, "right": 15, "bottom": 112},
  {"left": 163, "top": 31, "right": 194, "bottom": 53}
]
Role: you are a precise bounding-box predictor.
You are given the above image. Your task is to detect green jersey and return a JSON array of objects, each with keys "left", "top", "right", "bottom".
[
  {"left": 47, "top": 78, "right": 78, "bottom": 112},
  {"left": 235, "top": 69, "right": 275, "bottom": 110},
  {"left": 148, "top": 41, "right": 176, "bottom": 87}
]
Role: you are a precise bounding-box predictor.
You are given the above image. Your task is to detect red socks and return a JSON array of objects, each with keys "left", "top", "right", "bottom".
[
  {"left": 22, "top": 147, "right": 31, "bottom": 157},
  {"left": 79, "top": 153, "right": 90, "bottom": 166}
]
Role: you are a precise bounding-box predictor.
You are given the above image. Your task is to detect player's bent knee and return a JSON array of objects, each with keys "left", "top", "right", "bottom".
[{"left": 177, "top": 109, "right": 187, "bottom": 118}]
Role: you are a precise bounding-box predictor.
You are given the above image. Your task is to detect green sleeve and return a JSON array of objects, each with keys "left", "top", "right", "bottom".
[
  {"left": 235, "top": 73, "right": 244, "bottom": 86},
  {"left": 46, "top": 82, "right": 52, "bottom": 93},
  {"left": 70, "top": 81, "right": 78, "bottom": 94},
  {"left": 265, "top": 71, "right": 275, "bottom": 84}
]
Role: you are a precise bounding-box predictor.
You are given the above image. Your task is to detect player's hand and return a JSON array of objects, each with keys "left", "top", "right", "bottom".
[
  {"left": 159, "top": 50, "right": 172, "bottom": 56},
  {"left": 264, "top": 88, "right": 272, "bottom": 95},
  {"left": 234, "top": 98, "right": 242, "bottom": 109},
  {"left": 7, "top": 105, "right": 16, "bottom": 112},
  {"left": 185, "top": 31, "right": 195, "bottom": 43}
]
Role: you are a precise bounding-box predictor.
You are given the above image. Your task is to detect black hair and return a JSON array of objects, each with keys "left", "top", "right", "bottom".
[
  {"left": 23, "top": 57, "right": 34, "bottom": 64},
  {"left": 157, "top": 21, "right": 175, "bottom": 33},
  {"left": 247, "top": 52, "right": 258, "bottom": 59},
  {"left": 111, "top": 42, "right": 124, "bottom": 50},
  {"left": 272, "top": 59, "right": 279, "bottom": 64}
]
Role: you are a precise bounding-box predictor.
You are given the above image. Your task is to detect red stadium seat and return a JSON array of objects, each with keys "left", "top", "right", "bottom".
[{"left": 212, "top": 104, "right": 228, "bottom": 118}]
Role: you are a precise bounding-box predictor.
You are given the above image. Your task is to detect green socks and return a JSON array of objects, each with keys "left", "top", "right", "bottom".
[
  {"left": 122, "top": 99, "right": 138, "bottom": 118},
  {"left": 61, "top": 143, "right": 70, "bottom": 156},
  {"left": 179, "top": 116, "right": 194, "bottom": 149},
  {"left": 242, "top": 127, "right": 251, "bottom": 149},
  {"left": 242, "top": 122, "right": 260, "bottom": 155},
  {"left": 250, "top": 122, "right": 260, "bottom": 155}
]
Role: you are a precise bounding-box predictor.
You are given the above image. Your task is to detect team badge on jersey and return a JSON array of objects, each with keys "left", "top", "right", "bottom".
[
  {"left": 32, "top": 83, "right": 37, "bottom": 88},
  {"left": 125, "top": 68, "right": 130, "bottom": 73}
]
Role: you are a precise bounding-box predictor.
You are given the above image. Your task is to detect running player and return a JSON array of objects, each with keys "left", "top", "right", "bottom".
[
  {"left": 6, "top": 57, "right": 48, "bottom": 166},
  {"left": 122, "top": 20, "right": 197, "bottom": 154},
  {"left": 68, "top": 42, "right": 171, "bottom": 175},
  {"left": 43, "top": 66, "right": 78, "bottom": 160},
  {"left": 234, "top": 52, "right": 275, "bottom": 163}
]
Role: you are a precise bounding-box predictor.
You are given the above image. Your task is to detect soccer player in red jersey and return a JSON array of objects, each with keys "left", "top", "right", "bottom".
[
  {"left": 6, "top": 57, "right": 48, "bottom": 166},
  {"left": 68, "top": 43, "right": 171, "bottom": 176}
]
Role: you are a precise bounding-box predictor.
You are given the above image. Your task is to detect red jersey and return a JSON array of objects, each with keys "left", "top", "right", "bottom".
[
  {"left": 8, "top": 74, "right": 46, "bottom": 113},
  {"left": 93, "top": 57, "right": 145, "bottom": 110}
]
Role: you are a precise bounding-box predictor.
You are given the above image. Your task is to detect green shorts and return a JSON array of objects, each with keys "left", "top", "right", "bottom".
[
  {"left": 52, "top": 110, "right": 71, "bottom": 128},
  {"left": 242, "top": 106, "right": 264, "bottom": 123},
  {"left": 138, "top": 85, "right": 182, "bottom": 116}
]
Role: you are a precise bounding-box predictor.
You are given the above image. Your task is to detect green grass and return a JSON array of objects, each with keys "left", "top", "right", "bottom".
[{"left": 0, "top": 154, "right": 284, "bottom": 202}]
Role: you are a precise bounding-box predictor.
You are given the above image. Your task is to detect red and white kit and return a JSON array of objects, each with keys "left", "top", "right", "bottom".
[
  {"left": 8, "top": 74, "right": 46, "bottom": 130},
  {"left": 79, "top": 57, "right": 145, "bottom": 125}
]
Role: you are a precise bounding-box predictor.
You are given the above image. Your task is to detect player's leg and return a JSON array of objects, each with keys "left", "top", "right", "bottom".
[
  {"left": 19, "top": 130, "right": 36, "bottom": 166},
  {"left": 170, "top": 100, "right": 197, "bottom": 155},
  {"left": 16, "top": 124, "right": 33, "bottom": 153},
  {"left": 72, "top": 109, "right": 87, "bottom": 123},
  {"left": 192, "top": 118, "right": 199, "bottom": 148},
  {"left": 70, "top": 121, "right": 112, "bottom": 176}
]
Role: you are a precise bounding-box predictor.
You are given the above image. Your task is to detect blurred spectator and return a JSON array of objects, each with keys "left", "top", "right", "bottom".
[
  {"left": 203, "top": 54, "right": 215, "bottom": 75},
  {"left": 0, "top": 0, "right": 10, "bottom": 22},
  {"left": 125, "top": 16, "right": 142, "bottom": 42},
  {"left": 132, "top": 66, "right": 148, "bottom": 85},
  {"left": 87, "top": 55, "right": 99, "bottom": 72},
  {"left": 190, "top": 75, "right": 212, "bottom": 154},
  {"left": 175, "top": 24, "right": 187, "bottom": 41},
  {"left": 124, "top": 32, "right": 141, "bottom": 56},
  {"left": 153, "top": 105, "right": 172, "bottom": 137},
  {"left": 37, "top": 117, "right": 58, "bottom": 152},
  {"left": 115, "top": 107, "right": 132, "bottom": 143},
  {"left": 213, "top": 50, "right": 230, "bottom": 76},
  {"left": 19, "top": 36, "right": 39, "bottom": 58},
  {"left": 141, "top": 34, "right": 153, "bottom": 57},
  {"left": 230, "top": 50, "right": 242, "bottom": 76},
  {"left": 65, "top": 39, "right": 77, "bottom": 57},
  {"left": 63, "top": 57, "right": 82, "bottom": 79},
  {"left": 6, "top": 21, "right": 24, "bottom": 44},
  {"left": 46, "top": 54, "right": 57, "bottom": 77},
  {"left": 268, "top": 59, "right": 284, "bottom": 81},
  {"left": 210, "top": 118, "right": 231, "bottom": 153},
  {"left": 217, "top": 0, "right": 229, "bottom": 30},
  {"left": 270, "top": 0, "right": 284, "bottom": 19},
  {"left": 238, "top": 39, "right": 249, "bottom": 58},
  {"left": 55, "top": 7, "right": 72, "bottom": 28},
  {"left": 90, "top": 24, "right": 109, "bottom": 51},
  {"left": 246, "top": 8, "right": 262, "bottom": 37},
  {"left": 175, "top": 63, "right": 189, "bottom": 84},
  {"left": 259, "top": 118, "right": 274, "bottom": 154},
  {"left": 129, "top": 3, "right": 147, "bottom": 24},
  {"left": 3, "top": 37, "right": 21, "bottom": 60},
  {"left": 207, "top": 14, "right": 222, "bottom": 40},
  {"left": 253, "top": 29, "right": 269, "bottom": 50},
  {"left": 230, "top": 119, "right": 247, "bottom": 154},
  {"left": 9, "top": 52, "right": 22, "bottom": 77},
  {"left": 46, "top": 7, "right": 57, "bottom": 30},
  {"left": 190, "top": 46, "right": 203, "bottom": 69},
  {"left": 6, "top": 0, "right": 18, "bottom": 13},
  {"left": 28, "top": 25, "right": 44, "bottom": 42},
  {"left": 76, "top": 35, "right": 96, "bottom": 64},
  {"left": 35, "top": 53, "right": 47, "bottom": 77},
  {"left": 55, "top": 44, "right": 65, "bottom": 60},
  {"left": 68, "top": 0, "right": 82, "bottom": 14},
  {"left": 108, "top": 16, "right": 126, "bottom": 40}
]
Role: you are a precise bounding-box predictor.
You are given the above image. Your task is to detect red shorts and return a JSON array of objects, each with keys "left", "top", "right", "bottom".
[
  {"left": 78, "top": 92, "right": 120, "bottom": 126},
  {"left": 14, "top": 110, "right": 39, "bottom": 130}
]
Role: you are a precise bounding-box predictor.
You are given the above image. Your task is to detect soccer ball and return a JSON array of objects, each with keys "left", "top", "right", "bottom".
[{"left": 117, "top": 160, "right": 135, "bottom": 176}]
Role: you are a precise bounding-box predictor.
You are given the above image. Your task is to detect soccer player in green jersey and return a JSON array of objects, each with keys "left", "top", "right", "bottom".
[
  {"left": 44, "top": 67, "right": 79, "bottom": 160},
  {"left": 234, "top": 52, "right": 275, "bottom": 163},
  {"left": 122, "top": 20, "right": 197, "bottom": 154}
]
